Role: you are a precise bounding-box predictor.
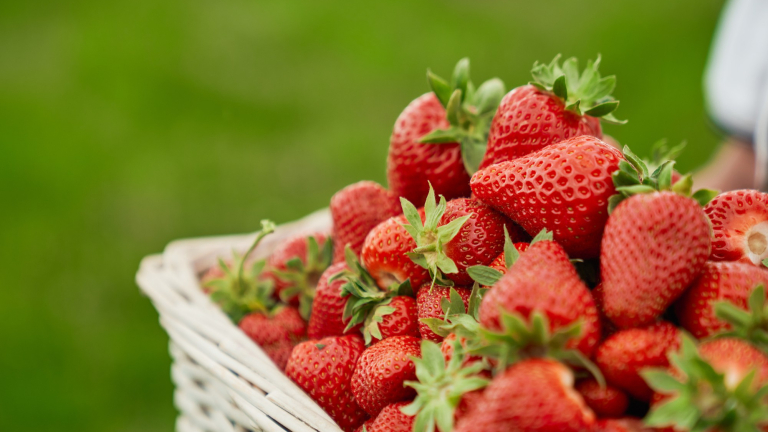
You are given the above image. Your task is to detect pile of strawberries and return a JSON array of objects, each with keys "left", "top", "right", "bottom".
[{"left": 201, "top": 55, "right": 768, "bottom": 432}]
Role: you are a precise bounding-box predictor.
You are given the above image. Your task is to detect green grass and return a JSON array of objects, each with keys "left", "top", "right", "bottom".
[{"left": 0, "top": 0, "right": 725, "bottom": 430}]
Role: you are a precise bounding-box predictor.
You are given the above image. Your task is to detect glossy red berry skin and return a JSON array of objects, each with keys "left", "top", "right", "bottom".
[
  {"left": 351, "top": 335, "right": 421, "bottom": 417},
  {"left": 676, "top": 261, "right": 768, "bottom": 339},
  {"left": 471, "top": 136, "right": 623, "bottom": 259},
  {"left": 479, "top": 241, "right": 601, "bottom": 358},
  {"left": 286, "top": 335, "right": 369, "bottom": 432},
  {"left": 575, "top": 378, "right": 629, "bottom": 419},
  {"left": 330, "top": 181, "right": 402, "bottom": 264},
  {"left": 479, "top": 84, "right": 602, "bottom": 169},
  {"left": 440, "top": 198, "right": 513, "bottom": 285},
  {"left": 595, "top": 321, "right": 681, "bottom": 401},
  {"left": 600, "top": 192, "right": 711, "bottom": 328},
  {"left": 239, "top": 308, "right": 306, "bottom": 371},
  {"left": 454, "top": 359, "right": 596, "bottom": 432},
  {"left": 704, "top": 189, "right": 768, "bottom": 266},
  {"left": 361, "top": 214, "right": 430, "bottom": 291},
  {"left": 416, "top": 284, "right": 472, "bottom": 341},
  {"left": 387, "top": 92, "right": 471, "bottom": 206},
  {"left": 355, "top": 401, "right": 414, "bottom": 432},
  {"left": 374, "top": 296, "right": 420, "bottom": 343},
  {"left": 308, "top": 262, "right": 359, "bottom": 339}
]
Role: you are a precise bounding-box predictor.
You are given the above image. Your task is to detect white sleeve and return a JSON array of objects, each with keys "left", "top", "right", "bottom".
[{"left": 704, "top": 0, "right": 768, "bottom": 140}]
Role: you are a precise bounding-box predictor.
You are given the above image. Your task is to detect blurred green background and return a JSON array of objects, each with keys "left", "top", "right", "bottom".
[{"left": 1, "top": 0, "right": 726, "bottom": 430}]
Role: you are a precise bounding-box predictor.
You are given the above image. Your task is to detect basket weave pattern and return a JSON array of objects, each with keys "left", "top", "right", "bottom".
[{"left": 136, "top": 209, "right": 342, "bottom": 432}]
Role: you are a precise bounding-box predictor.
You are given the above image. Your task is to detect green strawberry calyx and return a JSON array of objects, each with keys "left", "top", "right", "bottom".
[
  {"left": 642, "top": 333, "right": 768, "bottom": 432},
  {"left": 271, "top": 233, "right": 333, "bottom": 320},
  {"left": 473, "top": 309, "right": 604, "bottom": 384},
  {"left": 421, "top": 285, "right": 487, "bottom": 344},
  {"left": 330, "top": 246, "right": 414, "bottom": 345},
  {"left": 402, "top": 339, "right": 490, "bottom": 432},
  {"left": 419, "top": 58, "right": 507, "bottom": 174},
  {"left": 530, "top": 54, "right": 625, "bottom": 125},
  {"left": 466, "top": 228, "right": 553, "bottom": 287},
  {"left": 715, "top": 284, "right": 768, "bottom": 353},
  {"left": 204, "top": 220, "right": 277, "bottom": 323},
  {"left": 401, "top": 184, "right": 470, "bottom": 289},
  {"left": 608, "top": 145, "right": 719, "bottom": 213}
]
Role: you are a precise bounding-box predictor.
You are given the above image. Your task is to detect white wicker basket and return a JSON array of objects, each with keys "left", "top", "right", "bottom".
[{"left": 136, "top": 209, "right": 344, "bottom": 432}]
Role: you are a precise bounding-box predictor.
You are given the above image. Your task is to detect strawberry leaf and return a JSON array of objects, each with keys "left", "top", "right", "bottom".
[
  {"left": 404, "top": 340, "right": 490, "bottom": 432},
  {"left": 427, "top": 69, "right": 453, "bottom": 108},
  {"left": 467, "top": 265, "right": 503, "bottom": 286},
  {"left": 203, "top": 220, "right": 277, "bottom": 322},
  {"left": 529, "top": 54, "right": 622, "bottom": 120}
]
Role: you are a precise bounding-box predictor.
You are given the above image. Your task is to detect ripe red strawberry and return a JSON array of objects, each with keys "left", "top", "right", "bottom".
[
  {"left": 265, "top": 232, "right": 332, "bottom": 319},
  {"left": 239, "top": 306, "right": 306, "bottom": 370},
  {"left": 600, "top": 192, "right": 711, "bottom": 328},
  {"left": 575, "top": 378, "right": 629, "bottom": 419},
  {"left": 330, "top": 181, "right": 402, "bottom": 264},
  {"left": 388, "top": 59, "right": 505, "bottom": 205},
  {"left": 354, "top": 401, "right": 414, "bottom": 432},
  {"left": 307, "top": 262, "right": 359, "bottom": 339},
  {"left": 595, "top": 321, "right": 681, "bottom": 401},
  {"left": 471, "top": 135, "right": 624, "bottom": 258},
  {"left": 453, "top": 359, "right": 596, "bottom": 432},
  {"left": 372, "top": 296, "right": 420, "bottom": 342},
  {"left": 285, "top": 335, "right": 369, "bottom": 432},
  {"left": 593, "top": 418, "right": 656, "bottom": 432},
  {"left": 675, "top": 261, "right": 768, "bottom": 339},
  {"left": 400, "top": 185, "right": 511, "bottom": 286},
  {"left": 479, "top": 240, "right": 602, "bottom": 358},
  {"left": 361, "top": 212, "right": 430, "bottom": 290},
  {"left": 643, "top": 336, "right": 768, "bottom": 431},
  {"left": 351, "top": 335, "right": 421, "bottom": 417},
  {"left": 479, "top": 55, "right": 623, "bottom": 169},
  {"left": 416, "top": 284, "right": 472, "bottom": 341},
  {"left": 333, "top": 249, "right": 419, "bottom": 345},
  {"left": 705, "top": 189, "right": 768, "bottom": 266}
]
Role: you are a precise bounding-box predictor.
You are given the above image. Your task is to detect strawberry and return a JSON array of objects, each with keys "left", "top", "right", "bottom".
[
  {"left": 239, "top": 306, "right": 306, "bottom": 370},
  {"left": 593, "top": 418, "right": 657, "bottom": 432},
  {"left": 465, "top": 227, "right": 549, "bottom": 289},
  {"left": 333, "top": 248, "right": 419, "bottom": 345},
  {"left": 416, "top": 284, "right": 472, "bottom": 341},
  {"left": 453, "top": 358, "right": 596, "bottom": 432},
  {"left": 265, "top": 232, "right": 332, "bottom": 319},
  {"left": 402, "top": 340, "right": 489, "bottom": 432},
  {"left": 472, "top": 135, "right": 624, "bottom": 259},
  {"left": 600, "top": 150, "right": 713, "bottom": 328},
  {"left": 675, "top": 261, "right": 768, "bottom": 339},
  {"left": 285, "top": 335, "right": 369, "bottom": 431},
  {"left": 361, "top": 212, "right": 430, "bottom": 291},
  {"left": 643, "top": 336, "right": 768, "bottom": 431},
  {"left": 203, "top": 220, "right": 277, "bottom": 322},
  {"left": 387, "top": 58, "right": 505, "bottom": 205},
  {"left": 330, "top": 181, "right": 402, "bottom": 264},
  {"left": 351, "top": 335, "right": 421, "bottom": 417},
  {"left": 595, "top": 321, "right": 681, "bottom": 401},
  {"left": 575, "top": 378, "right": 629, "bottom": 419},
  {"left": 704, "top": 189, "right": 768, "bottom": 266},
  {"left": 355, "top": 401, "right": 414, "bottom": 432},
  {"left": 400, "top": 185, "right": 511, "bottom": 286},
  {"left": 307, "top": 261, "right": 359, "bottom": 339},
  {"left": 478, "top": 240, "right": 602, "bottom": 359},
  {"left": 479, "top": 54, "right": 623, "bottom": 169}
]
